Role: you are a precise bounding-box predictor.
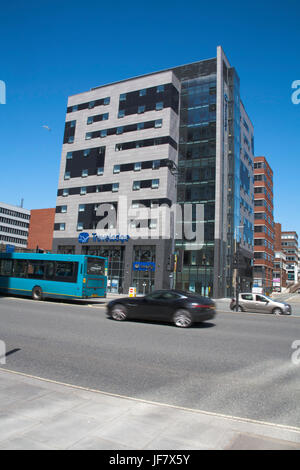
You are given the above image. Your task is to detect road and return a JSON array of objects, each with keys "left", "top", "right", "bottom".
[{"left": 0, "top": 296, "right": 300, "bottom": 428}]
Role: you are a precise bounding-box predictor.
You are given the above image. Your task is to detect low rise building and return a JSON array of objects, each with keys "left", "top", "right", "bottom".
[
  {"left": 0, "top": 202, "right": 30, "bottom": 252},
  {"left": 27, "top": 208, "right": 56, "bottom": 252}
]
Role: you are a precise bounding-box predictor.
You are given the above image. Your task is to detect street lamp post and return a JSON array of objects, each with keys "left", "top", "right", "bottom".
[
  {"left": 166, "top": 160, "right": 179, "bottom": 291},
  {"left": 202, "top": 254, "right": 207, "bottom": 296},
  {"left": 234, "top": 225, "right": 244, "bottom": 312}
]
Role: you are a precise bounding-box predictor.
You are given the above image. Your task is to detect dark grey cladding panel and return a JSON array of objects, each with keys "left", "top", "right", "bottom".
[
  {"left": 172, "top": 59, "right": 217, "bottom": 82},
  {"left": 65, "top": 146, "right": 105, "bottom": 178}
]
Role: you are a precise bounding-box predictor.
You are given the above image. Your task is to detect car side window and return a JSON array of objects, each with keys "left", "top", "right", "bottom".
[
  {"left": 241, "top": 294, "right": 253, "bottom": 301},
  {"left": 145, "top": 292, "right": 164, "bottom": 301},
  {"left": 256, "top": 295, "right": 266, "bottom": 302},
  {"left": 160, "top": 292, "right": 181, "bottom": 300}
]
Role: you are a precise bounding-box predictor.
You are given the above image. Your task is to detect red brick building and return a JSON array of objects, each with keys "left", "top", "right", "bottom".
[
  {"left": 27, "top": 208, "right": 56, "bottom": 252},
  {"left": 253, "top": 156, "right": 274, "bottom": 293}
]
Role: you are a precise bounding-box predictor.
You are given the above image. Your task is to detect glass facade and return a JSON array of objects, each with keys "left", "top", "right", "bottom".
[
  {"left": 81, "top": 245, "right": 125, "bottom": 293},
  {"left": 226, "top": 70, "right": 242, "bottom": 297},
  {"left": 132, "top": 245, "right": 156, "bottom": 295},
  {"left": 175, "top": 75, "right": 217, "bottom": 296}
]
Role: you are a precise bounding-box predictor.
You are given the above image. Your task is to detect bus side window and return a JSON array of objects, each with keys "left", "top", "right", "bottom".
[
  {"left": 0, "top": 259, "right": 13, "bottom": 276},
  {"left": 45, "top": 261, "right": 55, "bottom": 280},
  {"left": 54, "top": 262, "right": 78, "bottom": 283},
  {"left": 13, "top": 260, "right": 27, "bottom": 278},
  {"left": 27, "top": 261, "right": 45, "bottom": 279}
]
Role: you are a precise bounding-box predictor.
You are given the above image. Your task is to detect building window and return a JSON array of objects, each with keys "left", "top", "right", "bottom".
[
  {"left": 68, "top": 136, "right": 74, "bottom": 144},
  {"left": 82, "top": 169, "right": 88, "bottom": 178},
  {"left": 118, "top": 110, "right": 125, "bottom": 118},
  {"left": 149, "top": 220, "right": 157, "bottom": 229},
  {"left": 97, "top": 167, "right": 104, "bottom": 176},
  {"left": 59, "top": 223, "right": 65, "bottom": 231},
  {"left": 83, "top": 149, "right": 90, "bottom": 157},
  {"left": 85, "top": 133, "right": 92, "bottom": 140},
  {"left": 138, "top": 105, "right": 145, "bottom": 114},
  {"left": 66, "top": 152, "right": 73, "bottom": 160},
  {"left": 78, "top": 204, "right": 85, "bottom": 212},
  {"left": 157, "top": 85, "right": 164, "bottom": 93},
  {"left": 80, "top": 187, "right": 87, "bottom": 195},
  {"left": 103, "top": 97, "right": 110, "bottom": 105},
  {"left": 133, "top": 181, "right": 141, "bottom": 191},
  {"left": 115, "top": 143, "right": 122, "bottom": 151},
  {"left": 61, "top": 206, "right": 67, "bottom": 213},
  {"left": 116, "top": 126, "right": 123, "bottom": 135},
  {"left": 134, "top": 162, "right": 141, "bottom": 171},
  {"left": 112, "top": 183, "right": 119, "bottom": 192},
  {"left": 102, "top": 113, "right": 109, "bottom": 120},
  {"left": 137, "top": 122, "right": 144, "bottom": 130},
  {"left": 64, "top": 171, "right": 71, "bottom": 180},
  {"left": 100, "top": 129, "right": 107, "bottom": 138},
  {"left": 88, "top": 101, "right": 95, "bottom": 109},
  {"left": 87, "top": 116, "right": 94, "bottom": 125},
  {"left": 155, "top": 119, "right": 162, "bottom": 128},
  {"left": 113, "top": 165, "right": 120, "bottom": 174},
  {"left": 152, "top": 160, "right": 160, "bottom": 170},
  {"left": 77, "top": 222, "right": 84, "bottom": 231},
  {"left": 63, "top": 189, "right": 69, "bottom": 197},
  {"left": 139, "top": 89, "right": 146, "bottom": 97},
  {"left": 152, "top": 179, "right": 159, "bottom": 189},
  {"left": 120, "top": 93, "right": 126, "bottom": 101},
  {"left": 72, "top": 105, "right": 78, "bottom": 112},
  {"left": 156, "top": 102, "right": 163, "bottom": 111}
]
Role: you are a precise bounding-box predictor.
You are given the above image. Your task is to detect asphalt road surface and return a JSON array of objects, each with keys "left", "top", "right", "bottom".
[{"left": 0, "top": 296, "right": 300, "bottom": 428}]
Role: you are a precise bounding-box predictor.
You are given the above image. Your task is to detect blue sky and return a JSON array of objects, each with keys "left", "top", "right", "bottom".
[{"left": 0, "top": 0, "right": 299, "bottom": 233}]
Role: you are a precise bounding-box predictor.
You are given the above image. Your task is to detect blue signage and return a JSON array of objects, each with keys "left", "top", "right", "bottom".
[
  {"left": 78, "top": 233, "right": 130, "bottom": 244},
  {"left": 6, "top": 245, "right": 15, "bottom": 253},
  {"left": 132, "top": 262, "right": 155, "bottom": 272},
  {"left": 78, "top": 233, "right": 90, "bottom": 244}
]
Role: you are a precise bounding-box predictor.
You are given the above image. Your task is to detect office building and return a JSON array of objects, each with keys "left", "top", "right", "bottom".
[
  {"left": 253, "top": 156, "right": 274, "bottom": 293},
  {"left": 281, "top": 231, "right": 299, "bottom": 283},
  {"left": 53, "top": 46, "right": 254, "bottom": 297},
  {"left": 273, "top": 223, "right": 287, "bottom": 291},
  {"left": 0, "top": 202, "right": 30, "bottom": 251}
]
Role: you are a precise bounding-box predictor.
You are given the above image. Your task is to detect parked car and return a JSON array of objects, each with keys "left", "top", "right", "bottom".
[
  {"left": 230, "top": 293, "right": 292, "bottom": 315},
  {"left": 107, "top": 289, "right": 216, "bottom": 328}
]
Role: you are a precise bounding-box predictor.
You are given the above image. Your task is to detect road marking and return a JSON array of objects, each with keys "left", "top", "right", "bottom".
[
  {"left": 223, "top": 310, "right": 299, "bottom": 318},
  {"left": 0, "top": 367, "right": 300, "bottom": 436},
  {"left": 0, "top": 296, "right": 107, "bottom": 309}
]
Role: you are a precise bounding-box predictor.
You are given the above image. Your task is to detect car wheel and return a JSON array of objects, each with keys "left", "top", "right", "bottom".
[
  {"left": 273, "top": 307, "right": 283, "bottom": 315},
  {"left": 173, "top": 309, "right": 193, "bottom": 328},
  {"left": 32, "top": 286, "right": 43, "bottom": 301},
  {"left": 111, "top": 304, "right": 127, "bottom": 322}
]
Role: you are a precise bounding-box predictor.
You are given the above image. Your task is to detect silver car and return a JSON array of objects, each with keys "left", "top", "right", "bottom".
[{"left": 230, "top": 293, "right": 292, "bottom": 315}]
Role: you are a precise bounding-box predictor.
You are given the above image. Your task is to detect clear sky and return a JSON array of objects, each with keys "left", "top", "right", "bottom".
[{"left": 0, "top": 0, "right": 299, "bottom": 233}]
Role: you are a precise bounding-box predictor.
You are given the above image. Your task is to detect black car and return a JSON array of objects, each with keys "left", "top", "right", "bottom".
[{"left": 106, "top": 289, "right": 216, "bottom": 328}]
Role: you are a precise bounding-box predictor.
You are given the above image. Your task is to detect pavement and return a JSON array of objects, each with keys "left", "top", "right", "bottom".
[{"left": 0, "top": 368, "right": 299, "bottom": 450}]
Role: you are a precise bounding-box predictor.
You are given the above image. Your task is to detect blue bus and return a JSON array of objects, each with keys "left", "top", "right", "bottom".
[{"left": 0, "top": 253, "right": 107, "bottom": 300}]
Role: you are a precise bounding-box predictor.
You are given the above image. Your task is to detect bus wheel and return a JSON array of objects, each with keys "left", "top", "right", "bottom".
[{"left": 32, "top": 286, "right": 43, "bottom": 301}]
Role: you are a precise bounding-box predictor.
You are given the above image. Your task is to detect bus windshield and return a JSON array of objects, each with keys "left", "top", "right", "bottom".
[{"left": 87, "top": 257, "right": 106, "bottom": 276}]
